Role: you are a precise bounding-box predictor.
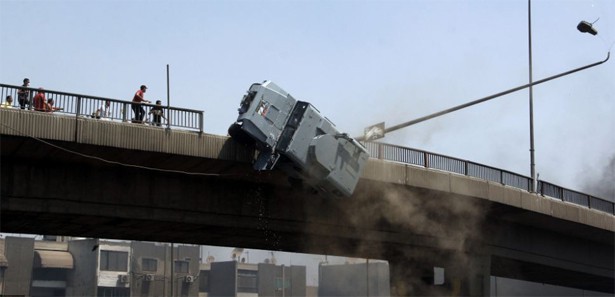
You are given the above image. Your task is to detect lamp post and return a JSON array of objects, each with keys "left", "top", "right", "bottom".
[
  {"left": 358, "top": 17, "right": 608, "bottom": 192},
  {"left": 529, "top": 0, "right": 602, "bottom": 192},
  {"left": 528, "top": 0, "right": 536, "bottom": 192}
]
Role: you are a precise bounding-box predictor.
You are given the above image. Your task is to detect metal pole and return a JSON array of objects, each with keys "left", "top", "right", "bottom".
[
  {"left": 171, "top": 243, "right": 174, "bottom": 297},
  {"left": 366, "top": 258, "right": 369, "bottom": 297},
  {"left": 355, "top": 52, "right": 610, "bottom": 142},
  {"left": 167, "top": 64, "right": 171, "bottom": 129},
  {"left": 528, "top": 0, "right": 537, "bottom": 192},
  {"left": 282, "top": 265, "right": 285, "bottom": 297}
]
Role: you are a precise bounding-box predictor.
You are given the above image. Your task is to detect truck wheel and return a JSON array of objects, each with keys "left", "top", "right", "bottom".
[{"left": 228, "top": 123, "right": 254, "bottom": 146}]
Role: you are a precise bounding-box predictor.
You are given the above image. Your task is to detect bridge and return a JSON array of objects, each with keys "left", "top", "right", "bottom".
[{"left": 1, "top": 84, "right": 613, "bottom": 296}]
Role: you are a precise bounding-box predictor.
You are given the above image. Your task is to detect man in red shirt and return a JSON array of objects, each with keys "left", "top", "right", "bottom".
[
  {"left": 33, "top": 88, "right": 49, "bottom": 112},
  {"left": 131, "top": 85, "right": 151, "bottom": 123}
]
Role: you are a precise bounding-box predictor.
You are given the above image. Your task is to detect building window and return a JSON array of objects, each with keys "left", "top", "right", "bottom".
[
  {"left": 237, "top": 269, "right": 258, "bottom": 293},
  {"left": 174, "top": 260, "right": 189, "bottom": 274},
  {"left": 142, "top": 258, "right": 157, "bottom": 272},
  {"left": 32, "top": 268, "right": 67, "bottom": 281},
  {"left": 275, "top": 277, "right": 290, "bottom": 290},
  {"left": 97, "top": 286, "right": 130, "bottom": 297},
  {"left": 100, "top": 251, "right": 128, "bottom": 272}
]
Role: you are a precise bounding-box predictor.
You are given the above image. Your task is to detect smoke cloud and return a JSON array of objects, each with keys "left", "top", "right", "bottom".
[
  {"left": 583, "top": 154, "right": 615, "bottom": 201},
  {"left": 304, "top": 180, "right": 488, "bottom": 295}
]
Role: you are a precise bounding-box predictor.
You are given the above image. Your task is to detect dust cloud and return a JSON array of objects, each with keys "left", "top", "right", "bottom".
[
  {"left": 303, "top": 181, "right": 489, "bottom": 295},
  {"left": 583, "top": 154, "right": 615, "bottom": 201}
]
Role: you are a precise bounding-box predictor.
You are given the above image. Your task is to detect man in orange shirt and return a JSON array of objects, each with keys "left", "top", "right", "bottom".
[{"left": 131, "top": 85, "right": 151, "bottom": 123}]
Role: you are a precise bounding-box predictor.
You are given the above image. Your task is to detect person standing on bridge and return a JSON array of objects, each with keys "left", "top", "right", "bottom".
[
  {"left": 132, "top": 85, "right": 150, "bottom": 123},
  {"left": 17, "top": 78, "right": 30, "bottom": 109}
]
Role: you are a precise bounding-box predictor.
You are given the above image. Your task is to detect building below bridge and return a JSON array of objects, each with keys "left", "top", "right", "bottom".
[
  {"left": 0, "top": 236, "right": 201, "bottom": 297},
  {"left": 199, "top": 261, "right": 307, "bottom": 297},
  {"left": 0, "top": 236, "right": 315, "bottom": 297},
  {"left": 0, "top": 236, "right": 391, "bottom": 297}
]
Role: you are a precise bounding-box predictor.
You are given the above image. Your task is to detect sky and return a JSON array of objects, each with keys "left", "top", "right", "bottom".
[{"left": 1, "top": 0, "right": 614, "bottom": 288}]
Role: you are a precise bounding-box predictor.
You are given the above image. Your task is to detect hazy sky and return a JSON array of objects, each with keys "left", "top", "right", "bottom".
[{"left": 1, "top": 0, "right": 613, "bottom": 199}]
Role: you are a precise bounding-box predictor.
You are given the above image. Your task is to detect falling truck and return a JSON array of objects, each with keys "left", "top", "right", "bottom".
[{"left": 228, "top": 81, "right": 370, "bottom": 197}]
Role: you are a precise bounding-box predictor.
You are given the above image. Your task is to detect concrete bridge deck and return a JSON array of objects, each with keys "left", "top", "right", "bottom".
[{"left": 1, "top": 108, "right": 613, "bottom": 295}]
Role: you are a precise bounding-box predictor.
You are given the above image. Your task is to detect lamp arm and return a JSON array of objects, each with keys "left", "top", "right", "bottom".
[{"left": 357, "top": 52, "right": 610, "bottom": 141}]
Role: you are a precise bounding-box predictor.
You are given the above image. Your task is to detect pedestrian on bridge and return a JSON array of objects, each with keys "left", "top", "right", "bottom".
[
  {"left": 94, "top": 100, "right": 111, "bottom": 120},
  {"left": 33, "top": 88, "right": 49, "bottom": 112},
  {"left": 132, "top": 85, "right": 150, "bottom": 123},
  {"left": 17, "top": 78, "right": 30, "bottom": 109},
  {"left": 46, "top": 98, "right": 63, "bottom": 112},
  {"left": 1, "top": 95, "right": 13, "bottom": 108},
  {"left": 148, "top": 100, "right": 166, "bottom": 127}
]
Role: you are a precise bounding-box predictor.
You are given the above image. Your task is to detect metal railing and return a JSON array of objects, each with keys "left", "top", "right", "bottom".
[
  {"left": 1, "top": 83, "right": 611, "bottom": 215},
  {"left": 0, "top": 84, "right": 204, "bottom": 132},
  {"left": 363, "top": 141, "right": 614, "bottom": 215}
]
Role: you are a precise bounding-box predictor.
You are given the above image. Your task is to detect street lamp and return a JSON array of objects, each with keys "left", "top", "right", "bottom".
[
  {"left": 529, "top": 0, "right": 602, "bottom": 192},
  {"left": 577, "top": 20, "right": 599, "bottom": 35},
  {"left": 357, "top": 11, "right": 609, "bottom": 196}
]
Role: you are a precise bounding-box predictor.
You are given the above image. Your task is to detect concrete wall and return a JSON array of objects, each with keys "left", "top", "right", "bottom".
[
  {"left": 171, "top": 244, "right": 200, "bottom": 297},
  {"left": 362, "top": 159, "right": 614, "bottom": 232},
  {"left": 257, "top": 263, "right": 306, "bottom": 297},
  {"left": 0, "top": 239, "right": 5, "bottom": 295},
  {"left": 257, "top": 263, "right": 275, "bottom": 296},
  {"left": 3, "top": 237, "right": 34, "bottom": 296},
  {"left": 210, "top": 261, "right": 237, "bottom": 297},
  {"left": 319, "top": 262, "right": 389, "bottom": 297},
  {"left": 0, "top": 108, "right": 253, "bottom": 162},
  {"left": 131, "top": 241, "right": 167, "bottom": 297},
  {"left": 289, "top": 266, "right": 306, "bottom": 297},
  {"left": 67, "top": 239, "right": 98, "bottom": 297}
]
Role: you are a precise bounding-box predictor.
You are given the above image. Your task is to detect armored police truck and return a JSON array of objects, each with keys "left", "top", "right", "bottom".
[{"left": 228, "top": 81, "right": 369, "bottom": 197}]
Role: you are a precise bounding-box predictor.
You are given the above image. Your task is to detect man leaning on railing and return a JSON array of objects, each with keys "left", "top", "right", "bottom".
[{"left": 131, "top": 84, "right": 151, "bottom": 123}]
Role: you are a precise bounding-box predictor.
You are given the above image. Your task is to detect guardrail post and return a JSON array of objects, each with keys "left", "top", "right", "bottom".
[
  {"left": 122, "top": 103, "right": 128, "bottom": 122},
  {"left": 500, "top": 171, "right": 504, "bottom": 185},
  {"left": 424, "top": 152, "right": 429, "bottom": 168},
  {"left": 464, "top": 162, "right": 469, "bottom": 176},
  {"left": 75, "top": 96, "right": 82, "bottom": 117},
  {"left": 167, "top": 107, "right": 172, "bottom": 130},
  {"left": 199, "top": 111, "right": 204, "bottom": 133},
  {"left": 74, "top": 96, "right": 82, "bottom": 142}
]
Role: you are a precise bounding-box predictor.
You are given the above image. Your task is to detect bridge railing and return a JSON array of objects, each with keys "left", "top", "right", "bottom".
[
  {"left": 1, "top": 83, "right": 611, "bottom": 215},
  {"left": 363, "top": 141, "right": 614, "bottom": 215},
  {"left": 0, "top": 84, "right": 204, "bottom": 132}
]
